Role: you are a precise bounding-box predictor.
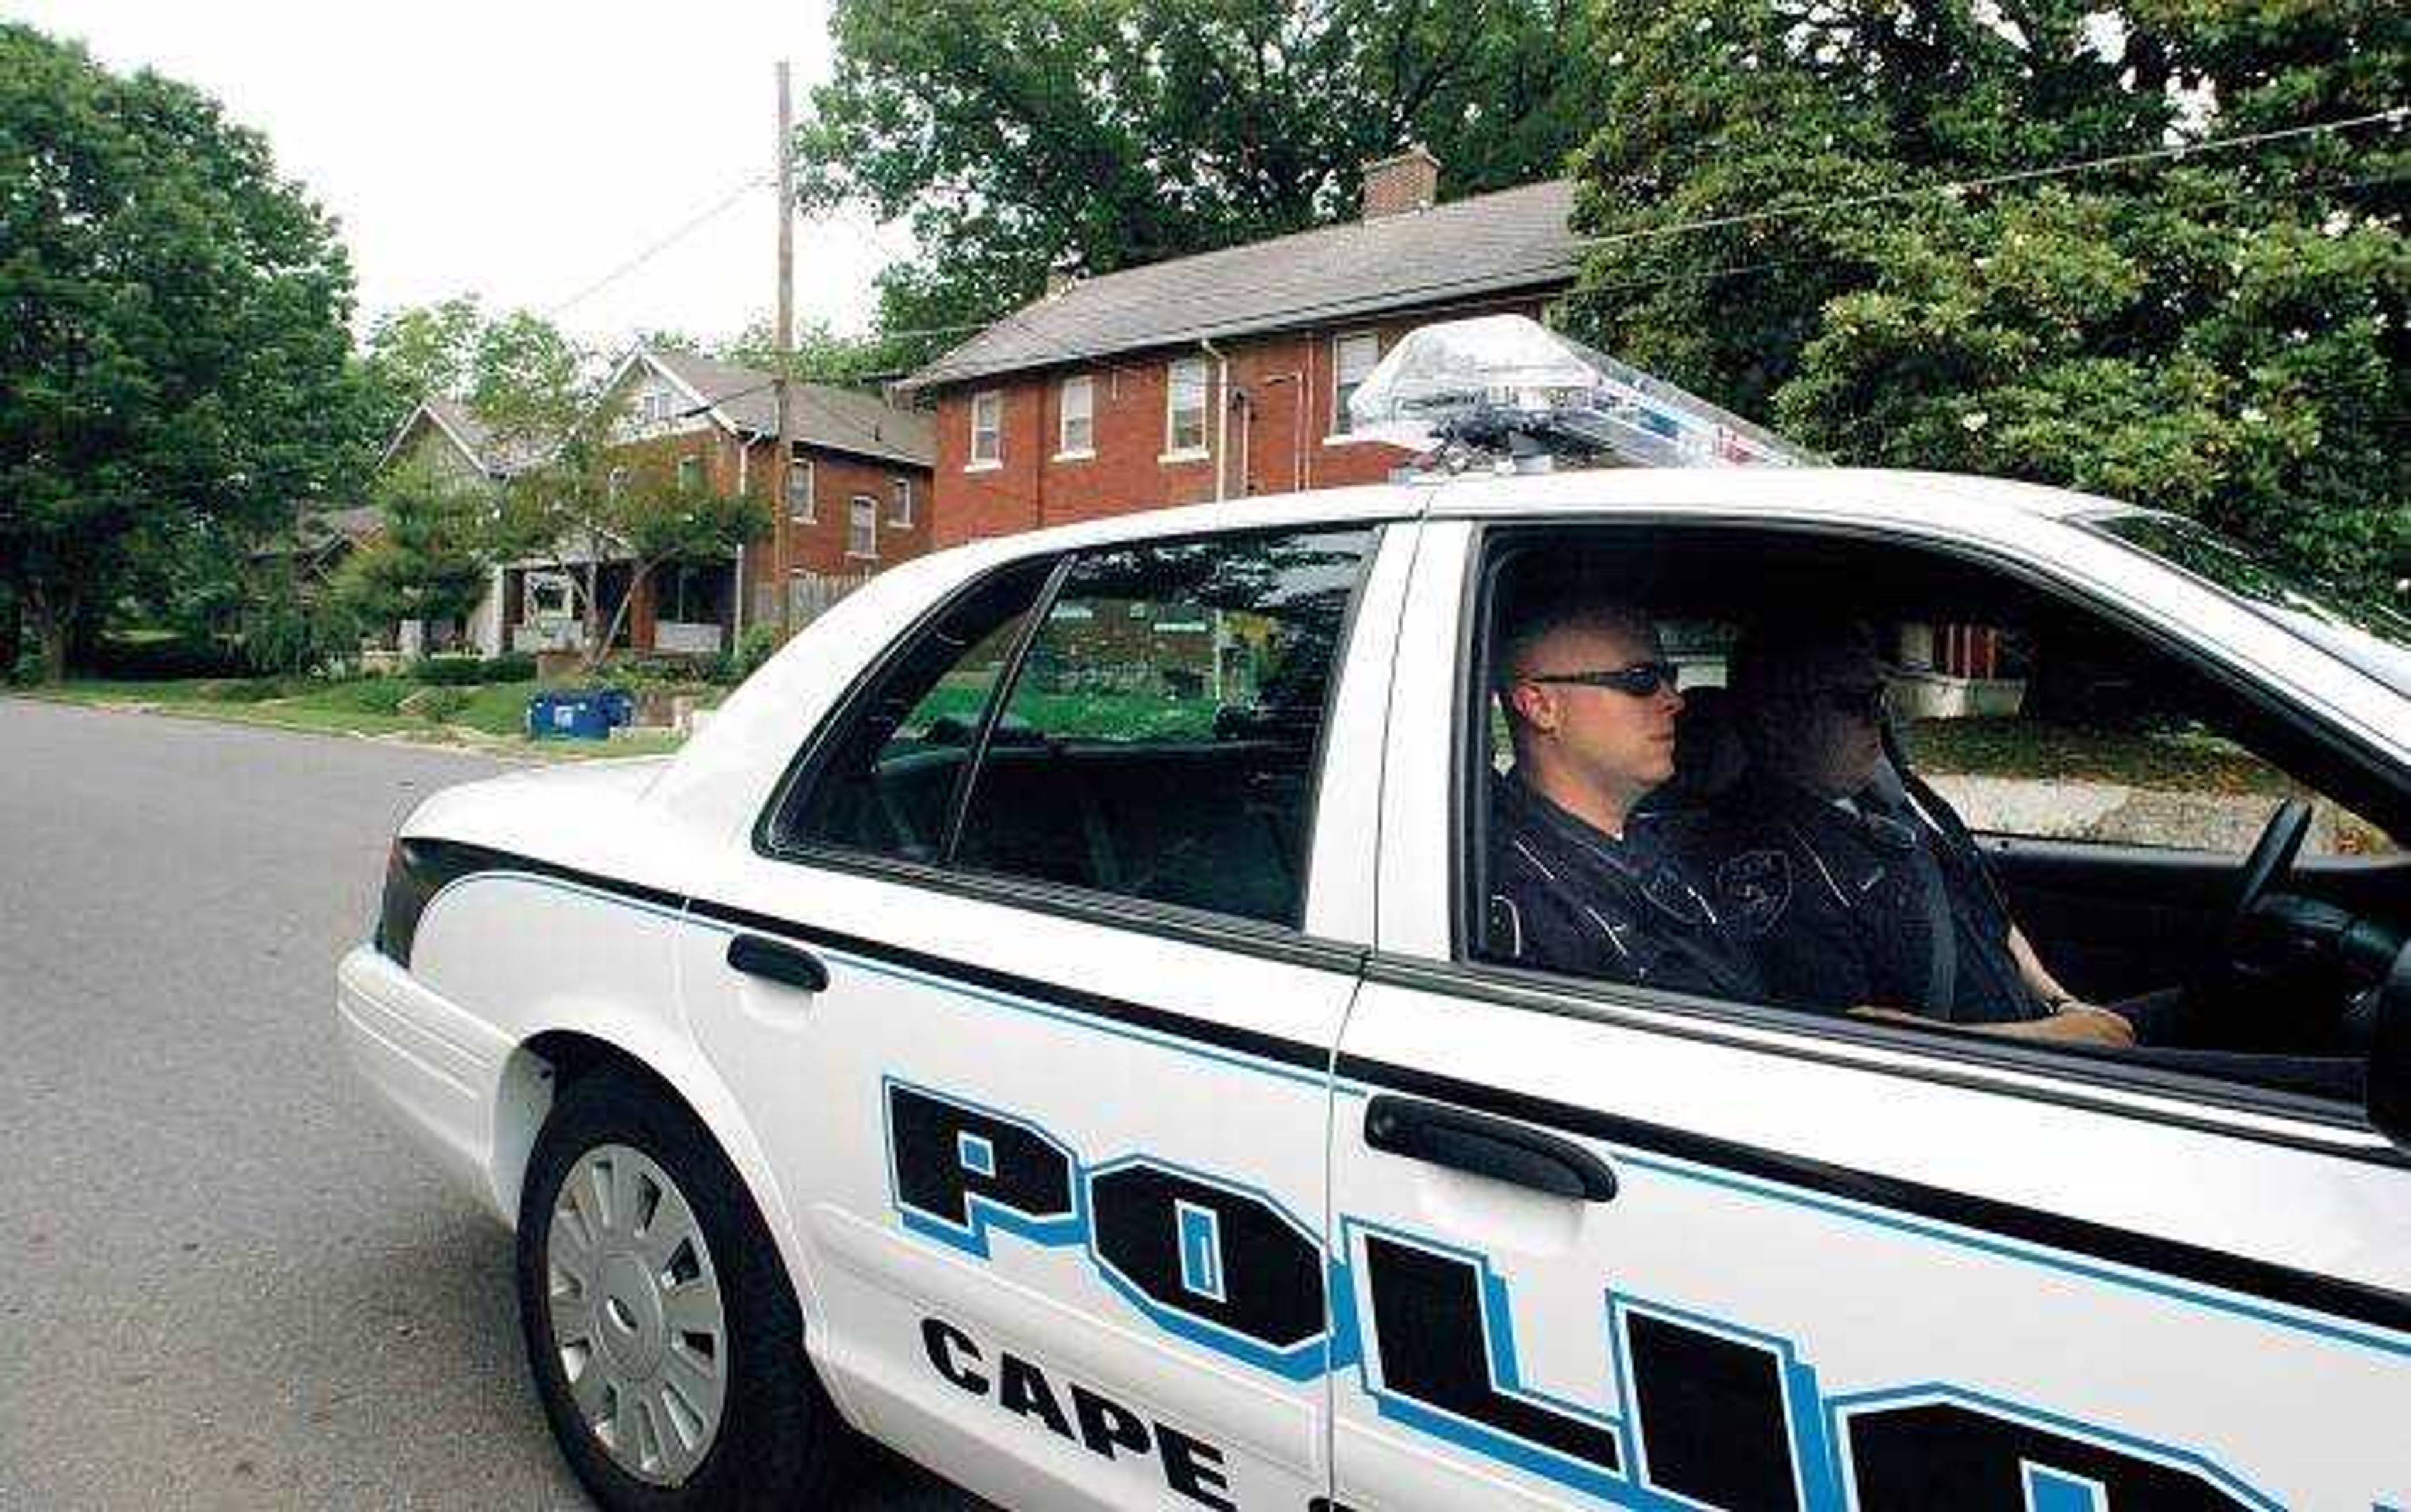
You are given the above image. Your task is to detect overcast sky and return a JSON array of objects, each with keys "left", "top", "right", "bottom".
[{"left": 6, "top": 0, "right": 911, "bottom": 355}]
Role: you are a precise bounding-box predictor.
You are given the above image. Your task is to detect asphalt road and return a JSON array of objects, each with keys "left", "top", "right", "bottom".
[{"left": 0, "top": 699, "right": 981, "bottom": 1510}]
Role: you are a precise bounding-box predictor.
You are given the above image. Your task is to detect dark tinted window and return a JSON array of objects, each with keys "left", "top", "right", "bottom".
[
  {"left": 775, "top": 558, "right": 1054, "bottom": 861},
  {"left": 951, "top": 527, "right": 1374, "bottom": 924}
]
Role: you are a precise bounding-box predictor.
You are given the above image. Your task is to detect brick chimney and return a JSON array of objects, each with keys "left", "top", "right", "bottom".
[{"left": 1361, "top": 144, "right": 1440, "bottom": 220}]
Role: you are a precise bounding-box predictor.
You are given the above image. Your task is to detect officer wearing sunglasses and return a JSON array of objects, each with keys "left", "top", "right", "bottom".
[
  {"left": 1708, "top": 620, "right": 2135, "bottom": 1046},
  {"left": 1484, "top": 595, "right": 1760, "bottom": 999}
]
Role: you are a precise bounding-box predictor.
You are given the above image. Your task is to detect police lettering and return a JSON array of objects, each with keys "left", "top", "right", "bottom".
[
  {"left": 889, "top": 1083, "right": 2272, "bottom": 1511},
  {"left": 920, "top": 1315, "right": 1236, "bottom": 1511}
]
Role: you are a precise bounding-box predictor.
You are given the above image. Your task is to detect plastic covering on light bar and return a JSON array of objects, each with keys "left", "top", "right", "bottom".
[{"left": 1346, "top": 314, "right": 1815, "bottom": 467}]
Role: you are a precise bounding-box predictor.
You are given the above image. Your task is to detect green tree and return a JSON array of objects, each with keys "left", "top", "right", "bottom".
[
  {"left": 797, "top": 0, "right": 1607, "bottom": 352},
  {"left": 1563, "top": 0, "right": 2407, "bottom": 603},
  {"left": 718, "top": 316, "right": 916, "bottom": 385},
  {"left": 0, "top": 24, "right": 366, "bottom": 681},
  {"left": 359, "top": 295, "right": 485, "bottom": 440},
  {"left": 492, "top": 406, "right": 767, "bottom": 672},
  {"left": 329, "top": 456, "right": 495, "bottom": 653}
]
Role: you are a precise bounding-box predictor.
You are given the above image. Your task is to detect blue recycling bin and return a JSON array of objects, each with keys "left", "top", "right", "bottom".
[{"left": 527, "top": 688, "right": 630, "bottom": 741}]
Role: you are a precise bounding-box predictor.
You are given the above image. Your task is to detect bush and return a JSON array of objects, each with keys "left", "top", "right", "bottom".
[
  {"left": 480, "top": 652, "right": 536, "bottom": 683},
  {"left": 89, "top": 631, "right": 247, "bottom": 681},
  {"left": 735, "top": 623, "right": 781, "bottom": 681},
  {"left": 413, "top": 655, "right": 487, "bottom": 686}
]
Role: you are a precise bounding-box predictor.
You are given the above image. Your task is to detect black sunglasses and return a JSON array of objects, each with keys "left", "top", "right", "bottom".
[{"left": 1524, "top": 659, "right": 1681, "bottom": 697}]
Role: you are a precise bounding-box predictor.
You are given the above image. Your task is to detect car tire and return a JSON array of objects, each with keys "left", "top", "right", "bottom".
[{"left": 515, "top": 1068, "right": 836, "bottom": 1511}]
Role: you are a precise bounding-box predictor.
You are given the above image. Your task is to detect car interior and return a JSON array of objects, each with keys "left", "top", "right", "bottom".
[
  {"left": 772, "top": 538, "right": 1355, "bottom": 928},
  {"left": 1470, "top": 526, "right": 2411, "bottom": 1106}
]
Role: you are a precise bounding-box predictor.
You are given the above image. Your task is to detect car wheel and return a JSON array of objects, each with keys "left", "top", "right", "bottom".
[{"left": 516, "top": 1069, "right": 836, "bottom": 1511}]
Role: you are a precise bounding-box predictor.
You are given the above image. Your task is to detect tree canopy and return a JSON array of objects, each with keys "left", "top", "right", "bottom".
[
  {"left": 796, "top": 0, "right": 1607, "bottom": 360},
  {"left": 0, "top": 23, "right": 368, "bottom": 679},
  {"left": 1562, "top": 1, "right": 2407, "bottom": 604},
  {"left": 358, "top": 296, "right": 591, "bottom": 450}
]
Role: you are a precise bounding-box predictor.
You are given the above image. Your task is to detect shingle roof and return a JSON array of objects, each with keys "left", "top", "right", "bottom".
[
  {"left": 906, "top": 178, "right": 1580, "bottom": 389},
  {"left": 418, "top": 396, "right": 551, "bottom": 475},
  {"left": 648, "top": 348, "right": 934, "bottom": 469}
]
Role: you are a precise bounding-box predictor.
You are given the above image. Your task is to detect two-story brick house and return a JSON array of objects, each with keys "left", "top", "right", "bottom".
[
  {"left": 491, "top": 347, "right": 936, "bottom": 659},
  {"left": 372, "top": 350, "right": 936, "bottom": 661},
  {"left": 904, "top": 150, "right": 1583, "bottom": 546}
]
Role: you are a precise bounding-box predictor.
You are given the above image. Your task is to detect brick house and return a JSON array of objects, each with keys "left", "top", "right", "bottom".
[
  {"left": 441, "top": 348, "right": 933, "bottom": 660},
  {"left": 904, "top": 150, "right": 1582, "bottom": 546}
]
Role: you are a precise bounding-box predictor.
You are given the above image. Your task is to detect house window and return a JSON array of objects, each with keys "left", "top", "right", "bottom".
[
  {"left": 787, "top": 458, "right": 814, "bottom": 521},
  {"left": 888, "top": 476, "right": 913, "bottom": 527},
  {"left": 1165, "top": 357, "right": 1208, "bottom": 457},
  {"left": 969, "top": 390, "right": 1003, "bottom": 467},
  {"left": 1332, "top": 331, "right": 1380, "bottom": 436},
  {"left": 525, "top": 571, "right": 573, "bottom": 623},
  {"left": 848, "top": 495, "right": 878, "bottom": 560},
  {"left": 1059, "top": 374, "right": 1095, "bottom": 456},
  {"left": 676, "top": 453, "right": 703, "bottom": 491}
]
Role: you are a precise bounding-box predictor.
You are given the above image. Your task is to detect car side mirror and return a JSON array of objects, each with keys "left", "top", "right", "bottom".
[{"left": 2368, "top": 941, "right": 2411, "bottom": 1151}]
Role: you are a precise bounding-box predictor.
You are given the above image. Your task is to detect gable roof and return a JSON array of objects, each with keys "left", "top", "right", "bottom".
[
  {"left": 907, "top": 178, "right": 1581, "bottom": 390},
  {"left": 632, "top": 347, "right": 934, "bottom": 470},
  {"left": 375, "top": 395, "right": 553, "bottom": 477}
]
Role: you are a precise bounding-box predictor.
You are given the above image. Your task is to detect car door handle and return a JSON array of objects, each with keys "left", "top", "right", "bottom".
[
  {"left": 1363, "top": 1096, "right": 1617, "bottom": 1202},
  {"left": 726, "top": 934, "right": 829, "bottom": 994}
]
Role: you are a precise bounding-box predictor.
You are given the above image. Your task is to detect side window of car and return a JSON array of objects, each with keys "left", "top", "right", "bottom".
[
  {"left": 951, "top": 526, "right": 1374, "bottom": 924},
  {"left": 774, "top": 558, "right": 1055, "bottom": 862},
  {"left": 1470, "top": 524, "right": 2403, "bottom": 1104}
]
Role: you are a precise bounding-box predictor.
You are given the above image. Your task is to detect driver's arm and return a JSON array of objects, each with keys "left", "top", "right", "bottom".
[{"left": 2007, "top": 926, "right": 2079, "bottom": 1012}]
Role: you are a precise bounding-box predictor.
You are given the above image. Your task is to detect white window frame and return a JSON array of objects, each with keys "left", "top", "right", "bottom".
[
  {"left": 1329, "top": 330, "right": 1381, "bottom": 440},
  {"left": 524, "top": 570, "right": 574, "bottom": 624},
  {"left": 1057, "top": 374, "right": 1096, "bottom": 459},
  {"left": 787, "top": 458, "right": 815, "bottom": 522},
  {"left": 1163, "top": 356, "right": 1209, "bottom": 462},
  {"left": 968, "top": 390, "right": 1003, "bottom": 470},
  {"left": 846, "top": 494, "right": 879, "bottom": 560},
  {"left": 607, "top": 465, "right": 627, "bottom": 502},
  {"left": 888, "top": 475, "right": 914, "bottom": 527}
]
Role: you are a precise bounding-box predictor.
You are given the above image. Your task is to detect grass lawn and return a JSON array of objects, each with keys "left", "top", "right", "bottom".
[
  {"left": 1907, "top": 717, "right": 2290, "bottom": 794},
  {"left": 18, "top": 676, "right": 709, "bottom": 759}
]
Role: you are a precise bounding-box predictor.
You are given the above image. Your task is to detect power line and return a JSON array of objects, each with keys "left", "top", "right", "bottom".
[{"left": 546, "top": 170, "right": 777, "bottom": 320}]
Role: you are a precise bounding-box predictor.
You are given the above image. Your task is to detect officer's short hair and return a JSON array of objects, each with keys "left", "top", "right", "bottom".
[
  {"left": 1492, "top": 590, "right": 1660, "bottom": 694},
  {"left": 1729, "top": 618, "right": 1880, "bottom": 748}
]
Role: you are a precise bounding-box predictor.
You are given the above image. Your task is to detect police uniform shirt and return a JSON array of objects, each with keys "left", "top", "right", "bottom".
[
  {"left": 1691, "top": 774, "right": 2037, "bottom": 1023},
  {"left": 1485, "top": 776, "right": 1761, "bottom": 1000}
]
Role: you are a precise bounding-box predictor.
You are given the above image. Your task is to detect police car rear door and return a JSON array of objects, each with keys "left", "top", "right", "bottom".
[
  {"left": 1325, "top": 516, "right": 2411, "bottom": 1511},
  {"left": 679, "top": 517, "right": 1415, "bottom": 1511}
]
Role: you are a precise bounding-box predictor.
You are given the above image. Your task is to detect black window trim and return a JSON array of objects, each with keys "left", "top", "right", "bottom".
[
  {"left": 1450, "top": 514, "right": 2409, "bottom": 1157},
  {"left": 756, "top": 517, "right": 1397, "bottom": 940}
]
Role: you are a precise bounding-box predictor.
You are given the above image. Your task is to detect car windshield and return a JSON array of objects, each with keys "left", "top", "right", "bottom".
[{"left": 2085, "top": 510, "right": 2411, "bottom": 698}]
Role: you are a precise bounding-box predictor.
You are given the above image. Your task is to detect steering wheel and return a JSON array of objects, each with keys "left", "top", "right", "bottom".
[
  {"left": 2187, "top": 797, "right": 2314, "bottom": 1010},
  {"left": 2225, "top": 797, "right": 2314, "bottom": 930}
]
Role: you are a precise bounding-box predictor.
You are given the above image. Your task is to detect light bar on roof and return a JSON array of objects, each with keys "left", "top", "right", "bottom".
[{"left": 1346, "top": 314, "right": 1814, "bottom": 468}]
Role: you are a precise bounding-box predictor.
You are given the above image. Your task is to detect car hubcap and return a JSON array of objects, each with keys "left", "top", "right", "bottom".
[{"left": 546, "top": 1143, "right": 728, "bottom": 1485}]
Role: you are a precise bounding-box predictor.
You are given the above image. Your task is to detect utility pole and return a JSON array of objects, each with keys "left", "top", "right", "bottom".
[{"left": 774, "top": 59, "right": 797, "bottom": 637}]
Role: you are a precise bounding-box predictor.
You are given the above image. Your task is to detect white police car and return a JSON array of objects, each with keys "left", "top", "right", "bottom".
[{"left": 338, "top": 330, "right": 2411, "bottom": 1511}]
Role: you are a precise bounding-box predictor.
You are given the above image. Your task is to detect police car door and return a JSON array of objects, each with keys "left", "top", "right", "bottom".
[
  {"left": 680, "top": 519, "right": 1411, "bottom": 1511},
  {"left": 1325, "top": 517, "right": 2411, "bottom": 1511}
]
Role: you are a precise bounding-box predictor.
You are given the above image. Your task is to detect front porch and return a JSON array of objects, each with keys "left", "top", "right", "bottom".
[{"left": 497, "top": 558, "right": 743, "bottom": 659}]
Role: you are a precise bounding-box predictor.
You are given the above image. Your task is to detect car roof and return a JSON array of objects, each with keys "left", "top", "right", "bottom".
[{"left": 930, "top": 467, "right": 2130, "bottom": 575}]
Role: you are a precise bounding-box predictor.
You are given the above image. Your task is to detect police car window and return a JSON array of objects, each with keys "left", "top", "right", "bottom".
[
  {"left": 1469, "top": 527, "right": 2400, "bottom": 1105},
  {"left": 951, "top": 527, "right": 1373, "bottom": 925},
  {"left": 774, "top": 558, "right": 1055, "bottom": 862}
]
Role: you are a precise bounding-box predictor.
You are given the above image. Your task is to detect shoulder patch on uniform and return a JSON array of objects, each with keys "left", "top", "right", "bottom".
[
  {"left": 1715, "top": 848, "right": 1793, "bottom": 937},
  {"left": 1486, "top": 894, "right": 1524, "bottom": 958}
]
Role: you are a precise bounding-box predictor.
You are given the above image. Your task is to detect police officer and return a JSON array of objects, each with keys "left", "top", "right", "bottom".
[
  {"left": 1485, "top": 595, "right": 1760, "bottom": 999},
  {"left": 1713, "top": 620, "right": 2134, "bottom": 1046}
]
